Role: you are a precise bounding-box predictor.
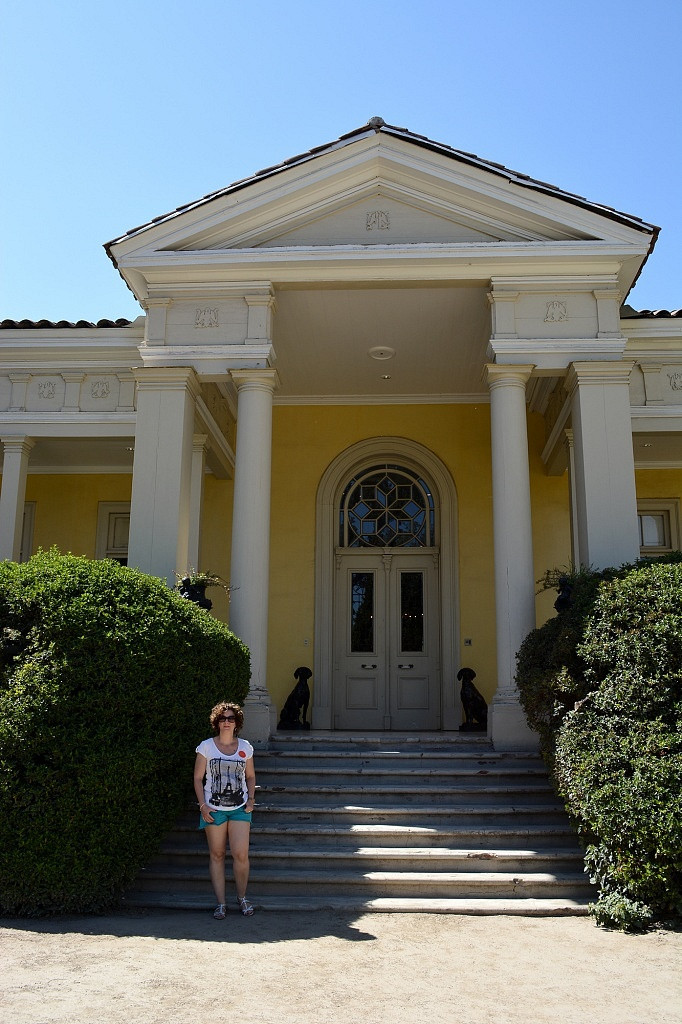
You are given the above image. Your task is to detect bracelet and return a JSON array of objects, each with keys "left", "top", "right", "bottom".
[{"left": 199, "top": 802, "right": 207, "bottom": 809}]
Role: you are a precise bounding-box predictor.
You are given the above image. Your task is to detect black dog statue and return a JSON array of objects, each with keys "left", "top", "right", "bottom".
[
  {"left": 457, "top": 667, "right": 488, "bottom": 732},
  {"left": 277, "top": 666, "right": 312, "bottom": 730}
]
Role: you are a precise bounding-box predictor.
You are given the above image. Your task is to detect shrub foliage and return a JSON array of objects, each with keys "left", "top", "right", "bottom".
[
  {"left": 516, "top": 555, "right": 682, "bottom": 930},
  {"left": 0, "top": 550, "right": 250, "bottom": 915}
]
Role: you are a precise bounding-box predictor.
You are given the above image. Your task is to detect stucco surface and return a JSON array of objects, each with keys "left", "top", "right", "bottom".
[{"left": 1, "top": 910, "right": 679, "bottom": 1024}]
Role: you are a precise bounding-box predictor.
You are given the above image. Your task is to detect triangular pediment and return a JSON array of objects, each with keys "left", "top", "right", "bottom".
[
  {"left": 106, "top": 122, "right": 656, "bottom": 280},
  {"left": 172, "top": 182, "right": 582, "bottom": 250}
]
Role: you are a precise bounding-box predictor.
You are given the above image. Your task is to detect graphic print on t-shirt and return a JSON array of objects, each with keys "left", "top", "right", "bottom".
[{"left": 208, "top": 757, "right": 246, "bottom": 808}]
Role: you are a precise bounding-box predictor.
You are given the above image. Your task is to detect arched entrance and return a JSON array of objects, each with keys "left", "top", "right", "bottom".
[{"left": 313, "top": 438, "right": 459, "bottom": 731}]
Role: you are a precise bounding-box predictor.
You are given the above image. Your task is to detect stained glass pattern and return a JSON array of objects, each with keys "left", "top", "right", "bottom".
[{"left": 339, "top": 465, "right": 435, "bottom": 548}]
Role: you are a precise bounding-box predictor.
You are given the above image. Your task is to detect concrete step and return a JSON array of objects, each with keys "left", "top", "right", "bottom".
[
  {"left": 133, "top": 865, "right": 593, "bottom": 900},
  {"left": 121, "top": 890, "right": 591, "bottom": 916},
  {"left": 258, "top": 752, "right": 545, "bottom": 771},
  {"left": 267, "top": 732, "right": 494, "bottom": 752},
  {"left": 167, "top": 820, "right": 580, "bottom": 850},
  {"left": 254, "top": 765, "right": 548, "bottom": 778},
  {"left": 256, "top": 782, "right": 556, "bottom": 805},
  {"left": 151, "top": 844, "right": 585, "bottom": 874},
  {"left": 249, "top": 802, "right": 569, "bottom": 826}
]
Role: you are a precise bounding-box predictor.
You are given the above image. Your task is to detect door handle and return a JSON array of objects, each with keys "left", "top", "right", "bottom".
[
  {"left": 361, "top": 664, "right": 377, "bottom": 669},
  {"left": 398, "top": 664, "right": 414, "bottom": 669}
]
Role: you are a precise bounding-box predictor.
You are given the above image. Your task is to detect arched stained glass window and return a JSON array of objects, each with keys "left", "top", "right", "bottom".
[{"left": 339, "top": 464, "right": 436, "bottom": 548}]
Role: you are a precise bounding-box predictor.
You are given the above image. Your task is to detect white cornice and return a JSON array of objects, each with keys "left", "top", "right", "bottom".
[
  {"left": 622, "top": 320, "right": 682, "bottom": 343},
  {"left": 273, "top": 392, "right": 490, "bottom": 406},
  {"left": 488, "top": 337, "right": 626, "bottom": 369},
  {"left": 138, "top": 343, "right": 274, "bottom": 377},
  {"left": 631, "top": 407, "right": 682, "bottom": 431},
  {"left": 0, "top": 414, "right": 136, "bottom": 436},
  {"left": 120, "top": 240, "right": 646, "bottom": 267}
]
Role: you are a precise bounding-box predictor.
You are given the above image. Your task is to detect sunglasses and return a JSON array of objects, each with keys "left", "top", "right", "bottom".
[{"left": 218, "top": 715, "right": 236, "bottom": 723}]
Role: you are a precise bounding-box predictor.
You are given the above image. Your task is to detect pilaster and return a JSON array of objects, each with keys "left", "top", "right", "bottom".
[
  {"left": 188, "top": 433, "right": 209, "bottom": 570},
  {"left": 0, "top": 436, "right": 35, "bottom": 561},
  {"left": 127, "top": 367, "right": 201, "bottom": 584},
  {"left": 566, "top": 361, "right": 639, "bottom": 569}
]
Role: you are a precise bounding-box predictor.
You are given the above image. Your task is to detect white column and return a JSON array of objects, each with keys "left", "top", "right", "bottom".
[
  {"left": 188, "top": 434, "right": 209, "bottom": 571},
  {"left": 567, "top": 361, "right": 639, "bottom": 570},
  {"left": 229, "top": 369, "right": 279, "bottom": 746},
  {"left": 0, "top": 436, "right": 35, "bottom": 561},
  {"left": 127, "top": 368, "right": 199, "bottom": 585},
  {"left": 485, "top": 365, "right": 539, "bottom": 750}
]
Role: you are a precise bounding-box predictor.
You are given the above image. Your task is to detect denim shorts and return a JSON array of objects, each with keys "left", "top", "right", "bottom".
[{"left": 198, "top": 806, "right": 252, "bottom": 829}]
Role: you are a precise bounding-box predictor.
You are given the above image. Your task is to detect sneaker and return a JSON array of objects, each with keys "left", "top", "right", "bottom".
[
  {"left": 237, "top": 896, "right": 254, "bottom": 916},
  {"left": 213, "top": 903, "right": 227, "bottom": 920}
]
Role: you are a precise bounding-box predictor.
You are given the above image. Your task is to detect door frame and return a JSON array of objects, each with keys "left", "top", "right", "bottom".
[{"left": 313, "top": 437, "right": 460, "bottom": 730}]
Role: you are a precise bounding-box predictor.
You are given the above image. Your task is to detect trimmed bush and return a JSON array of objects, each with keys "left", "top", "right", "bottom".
[
  {"left": 516, "top": 555, "right": 682, "bottom": 930},
  {"left": 0, "top": 550, "right": 250, "bottom": 915}
]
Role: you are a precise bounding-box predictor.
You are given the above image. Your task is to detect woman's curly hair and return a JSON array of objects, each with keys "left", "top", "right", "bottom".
[{"left": 209, "top": 701, "right": 244, "bottom": 737}]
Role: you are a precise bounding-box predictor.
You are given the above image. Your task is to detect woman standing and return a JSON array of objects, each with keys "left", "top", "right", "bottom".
[{"left": 193, "top": 701, "right": 256, "bottom": 919}]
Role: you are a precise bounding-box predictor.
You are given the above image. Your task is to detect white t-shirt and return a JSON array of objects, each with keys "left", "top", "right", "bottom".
[{"left": 196, "top": 737, "right": 254, "bottom": 810}]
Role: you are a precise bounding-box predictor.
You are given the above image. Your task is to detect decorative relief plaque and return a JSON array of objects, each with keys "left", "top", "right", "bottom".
[
  {"left": 668, "top": 371, "right": 682, "bottom": 392},
  {"left": 366, "top": 211, "right": 390, "bottom": 231},
  {"left": 38, "top": 380, "right": 56, "bottom": 400},
  {"left": 91, "top": 380, "right": 110, "bottom": 399},
  {"left": 195, "top": 308, "right": 219, "bottom": 328},
  {"left": 544, "top": 300, "right": 568, "bottom": 323}
]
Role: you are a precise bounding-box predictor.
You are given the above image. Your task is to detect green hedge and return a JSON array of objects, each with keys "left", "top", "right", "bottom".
[
  {"left": 516, "top": 555, "right": 682, "bottom": 931},
  {"left": 0, "top": 550, "right": 250, "bottom": 915}
]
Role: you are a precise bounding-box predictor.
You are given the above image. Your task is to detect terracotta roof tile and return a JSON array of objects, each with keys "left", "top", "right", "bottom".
[
  {"left": 621, "top": 308, "right": 682, "bottom": 318},
  {"left": 0, "top": 317, "right": 133, "bottom": 330}
]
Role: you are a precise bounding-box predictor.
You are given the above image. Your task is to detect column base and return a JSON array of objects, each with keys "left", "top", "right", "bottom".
[
  {"left": 489, "top": 696, "right": 539, "bottom": 751},
  {"left": 244, "top": 690, "right": 276, "bottom": 748}
]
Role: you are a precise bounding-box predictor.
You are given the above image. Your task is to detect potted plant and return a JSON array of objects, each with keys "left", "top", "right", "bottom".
[{"left": 175, "top": 570, "right": 233, "bottom": 612}]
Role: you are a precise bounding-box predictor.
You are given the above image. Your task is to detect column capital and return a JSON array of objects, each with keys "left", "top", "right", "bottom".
[
  {"left": 192, "top": 432, "right": 210, "bottom": 453},
  {"left": 485, "top": 364, "right": 535, "bottom": 389},
  {"left": 230, "top": 369, "right": 280, "bottom": 394},
  {"left": 1, "top": 436, "right": 35, "bottom": 457},
  {"left": 133, "top": 366, "right": 202, "bottom": 400},
  {"left": 566, "top": 360, "right": 635, "bottom": 395}
]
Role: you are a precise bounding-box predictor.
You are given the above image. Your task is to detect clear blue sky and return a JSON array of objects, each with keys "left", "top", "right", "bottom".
[{"left": 1, "top": 0, "right": 680, "bottom": 322}]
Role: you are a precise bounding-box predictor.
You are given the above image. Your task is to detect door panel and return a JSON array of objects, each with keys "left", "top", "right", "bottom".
[{"left": 333, "top": 550, "right": 440, "bottom": 730}]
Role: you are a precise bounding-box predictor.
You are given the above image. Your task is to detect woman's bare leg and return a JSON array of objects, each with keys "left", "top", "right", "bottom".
[
  {"left": 227, "top": 819, "right": 251, "bottom": 899},
  {"left": 204, "top": 821, "right": 228, "bottom": 904}
]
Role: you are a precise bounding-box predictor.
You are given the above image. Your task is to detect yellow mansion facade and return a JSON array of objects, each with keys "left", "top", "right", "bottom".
[{"left": 1, "top": 119, "right": 681, "bottom": 747}]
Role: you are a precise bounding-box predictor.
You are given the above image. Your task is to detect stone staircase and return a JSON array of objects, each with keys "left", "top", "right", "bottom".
[{"left": 123, "top": 733, "right": 594, "bottom": 915}]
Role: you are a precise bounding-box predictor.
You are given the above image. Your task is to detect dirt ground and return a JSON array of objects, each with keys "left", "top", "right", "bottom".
[{"left": 1, "top": 910, "right": 680, "bottom": 1024}]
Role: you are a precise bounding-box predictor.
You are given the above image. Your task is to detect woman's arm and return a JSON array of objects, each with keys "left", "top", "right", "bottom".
[
  {"left": 244, "top": 756, "right": 256, "bottom": 811},
  {"left": 193, "top": 753, "right": 213, "bottom": 821}
]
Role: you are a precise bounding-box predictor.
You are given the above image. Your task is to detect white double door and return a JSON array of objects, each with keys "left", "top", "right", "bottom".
[{"left": 333, "top": 549, "right": 441, "bottom": 730}]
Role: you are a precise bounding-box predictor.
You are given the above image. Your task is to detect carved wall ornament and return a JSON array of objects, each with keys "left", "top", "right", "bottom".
[
  {"left": 195, "top": 307, "right": 219, "bottom": 328},
  {"left": 91, "top": 380, "right": 110, "bottom": 399},
  {"left": 38, "top": 380, "right": 56, "bottom": 400},
  {"left": 366, "top": 211, "right": 390, "bottom": 231},
  {"left": 544, "top": 300, "right": 568, "bottom": 323},
  {"left": 668, "top": 371, "right": 682, "bottom": 392}
]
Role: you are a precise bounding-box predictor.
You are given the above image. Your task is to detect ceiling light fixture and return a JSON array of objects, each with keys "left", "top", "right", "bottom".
[{"left": 369, "top": 346, "right": 395, "bottom": 361}]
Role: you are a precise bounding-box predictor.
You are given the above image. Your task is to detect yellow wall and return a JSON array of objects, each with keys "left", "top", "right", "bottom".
[
  {"left": 24, "top": 475, "right": 132, "bottom": 557},
  {"left": 264, "top": 404, "right": 572, "bottom": 711},
  {"left": 635, "top": 467, "right": 682, "bottom": 506},
  {"left": 198, "top": 475, "right": 234, "bottom": 623}
]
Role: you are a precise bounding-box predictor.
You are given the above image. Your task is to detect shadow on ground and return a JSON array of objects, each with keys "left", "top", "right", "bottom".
[{"left": 0, "top": 907, "right": 378, "bottom": 944}]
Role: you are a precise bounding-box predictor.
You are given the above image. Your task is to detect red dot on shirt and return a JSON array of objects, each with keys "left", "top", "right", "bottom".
[{"left": 238, "top": 750, "right": 247, "bottom": 758}]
